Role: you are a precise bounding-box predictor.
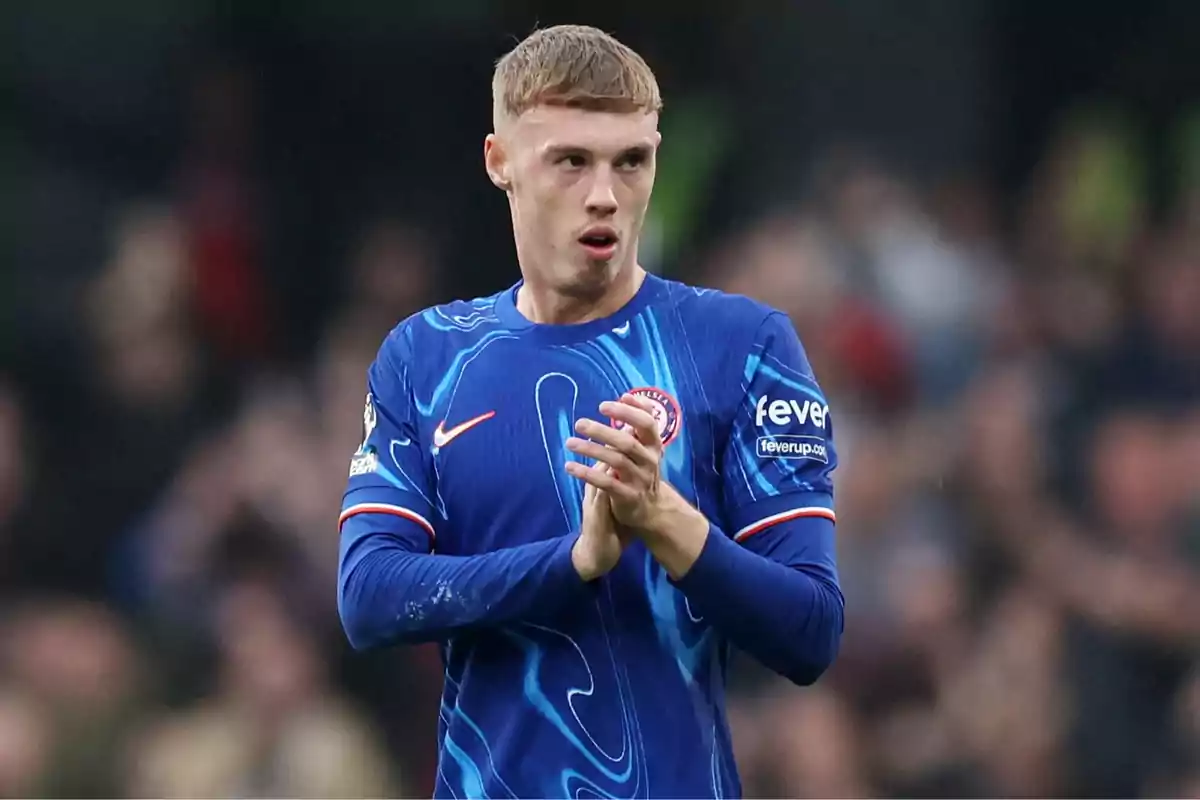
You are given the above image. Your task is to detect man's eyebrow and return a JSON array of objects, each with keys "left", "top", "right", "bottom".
[
  {"left": 542, "top": 143, "right": 589, "bottom": 157},
  {"left": 619, "top": 144, "right": 654, "bottom": 158},
  {"left": 541, "top": 140, "right": 656, "bottom": 158}
]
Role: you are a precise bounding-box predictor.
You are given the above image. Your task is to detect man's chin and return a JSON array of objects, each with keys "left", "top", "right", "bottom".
[{"left": 560, "top": 260, "right": 620, "bottom": 299}]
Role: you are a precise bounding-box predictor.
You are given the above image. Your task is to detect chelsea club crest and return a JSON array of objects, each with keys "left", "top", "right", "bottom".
[{"left": 613, "top": 386, "right": 681, "bottom": 446}]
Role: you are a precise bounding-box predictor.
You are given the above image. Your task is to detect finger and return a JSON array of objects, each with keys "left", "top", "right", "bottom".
[
  {"left": 574, "top": 418, "right": 656, "bottom": 465},
  {"left": 565, "top": 460, "right": 639, "bottom": 501},
  {"left": 583, "top": 469, "right": 616, "bottom": 503},
  {"left": 566, "top": 436, "right": 633, "bottom": 470},
  {"left": 601, "top": 400, "right": 662, "bottom": 450},
  {"left": 623, "top": 392, "right": 659, "bottom": 415},
  {"left": 603, "top": 399, "right": 657, "bottom": 433},
  {"left": 566, "top": 437, "right": 649, "bottom": 483}
]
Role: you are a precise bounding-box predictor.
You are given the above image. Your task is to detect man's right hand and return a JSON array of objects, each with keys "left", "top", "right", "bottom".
[{"left": 571, "top": 479, "right": 627, "bottom": 581}]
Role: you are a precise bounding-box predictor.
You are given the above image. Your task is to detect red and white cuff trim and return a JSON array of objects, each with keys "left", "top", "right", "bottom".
[
  {"left": 339, "top": 502, "right": 435, "bottom": 539},
  {"left": 733, "top": 506, "right": 836, "bottom": 542}
]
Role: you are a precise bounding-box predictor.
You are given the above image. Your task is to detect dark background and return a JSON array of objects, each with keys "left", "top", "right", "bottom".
[{"left": 2, "top": 1, "right": 1199, "bottom": 796}]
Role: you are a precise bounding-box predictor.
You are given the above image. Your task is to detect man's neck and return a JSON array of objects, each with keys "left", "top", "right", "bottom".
[{"left": 517, "top": 264, "right": 646, "bottom": 326}]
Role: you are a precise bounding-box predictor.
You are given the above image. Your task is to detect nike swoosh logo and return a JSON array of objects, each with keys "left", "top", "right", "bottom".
[
  {"left": 433, "top": 410, "right": 496, "bottom": 448},
  {"left": 613, "top": 321, "right": 630, "bottom": 335}
]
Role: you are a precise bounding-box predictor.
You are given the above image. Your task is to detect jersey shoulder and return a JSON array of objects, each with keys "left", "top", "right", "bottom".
[
  {"left": 377, "top": 290, "right": 510, "bottom": 368},
  {"left": 656, "top": 276, "right": 785, "bottom": 343}
]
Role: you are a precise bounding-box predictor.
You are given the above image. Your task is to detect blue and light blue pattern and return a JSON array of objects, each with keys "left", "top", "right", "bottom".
[{"left": 352, "top": 276, "right": 833, "bottom": 799}]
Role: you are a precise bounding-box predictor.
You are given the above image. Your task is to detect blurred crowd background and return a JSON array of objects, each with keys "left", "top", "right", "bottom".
[{"left": 4, "top": 1, "right": 1200, "bottom": 797}]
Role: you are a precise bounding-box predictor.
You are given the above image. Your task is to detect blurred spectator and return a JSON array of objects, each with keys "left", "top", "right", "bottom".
[
  {"left": 125, "top": 577, "right": 400, "bottom": 798},
  {"left": 0, "top": 687, "right": 50, "bottom": 797},
  {"left": 85, "top": 205, "right": 201, "bottom": 415},
  {"left": 0, "top": 599, "right": 146, "bottom": 797},
  {"left": 0, "top": 382, "right": 29, "bottom": 543},
  {"left": 178, "top": 57, "right": 276, "bottom": 367}
]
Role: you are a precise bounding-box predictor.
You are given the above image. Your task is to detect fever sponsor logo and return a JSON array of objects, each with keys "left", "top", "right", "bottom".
[
  {"left": 756, "top": 434, "right": 828, "bottom": 463},
  {"left": 754, "top": 396, "right": 829, "bottom": 429}
]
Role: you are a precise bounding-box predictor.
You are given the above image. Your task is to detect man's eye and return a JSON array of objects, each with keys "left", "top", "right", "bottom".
[
  {"left": 559, "top": 154, "right": 587, "bottom": 168},
  {"left": 617, "top": 152, "right": 647, "bottom": 169}
]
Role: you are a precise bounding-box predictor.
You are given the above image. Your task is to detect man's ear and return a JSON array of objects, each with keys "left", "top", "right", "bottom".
[{"left": 484, "top": 134, "right": 511, "bottom": 191}]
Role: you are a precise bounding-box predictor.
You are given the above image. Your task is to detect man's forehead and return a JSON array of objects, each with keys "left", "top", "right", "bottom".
[{"left": 511, "top": 105, "right": 659, "bottom": 151}]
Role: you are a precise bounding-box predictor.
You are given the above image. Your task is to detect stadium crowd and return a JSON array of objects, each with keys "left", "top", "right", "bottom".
[{"left": 3, "top": 31, "right": 1200, "bottom": 800}]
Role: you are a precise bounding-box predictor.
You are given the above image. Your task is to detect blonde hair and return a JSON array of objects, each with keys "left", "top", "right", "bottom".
[{"left": 492, "top": 25, "right": 662, "bottom": 127}]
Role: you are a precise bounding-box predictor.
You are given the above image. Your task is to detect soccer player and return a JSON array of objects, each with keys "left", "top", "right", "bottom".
[{"left": 337, "top": 25, "right": 843, "bottom": 798}]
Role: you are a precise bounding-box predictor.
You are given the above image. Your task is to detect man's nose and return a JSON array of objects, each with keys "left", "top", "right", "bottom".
[{"left": 585, "top": 166, "right": 618, "bottom": 216}]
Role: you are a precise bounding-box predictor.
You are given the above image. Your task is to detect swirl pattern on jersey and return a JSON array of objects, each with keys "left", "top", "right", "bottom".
[{"left": 416, "top": 300, "right": 724, "bottom": 799}]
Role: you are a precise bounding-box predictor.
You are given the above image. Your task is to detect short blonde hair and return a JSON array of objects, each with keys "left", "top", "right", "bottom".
[{"left": 492, "top": 25, "right": 662, "bottom": 126}]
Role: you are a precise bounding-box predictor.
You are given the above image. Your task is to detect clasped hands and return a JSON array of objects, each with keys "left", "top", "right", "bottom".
[{"left": 566, "top": 393, "right": 707, "bottom": 581}]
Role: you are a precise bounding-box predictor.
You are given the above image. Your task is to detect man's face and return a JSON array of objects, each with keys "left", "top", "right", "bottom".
[{"left": 487, "top": 105, "right": 660, "bottom": 297}]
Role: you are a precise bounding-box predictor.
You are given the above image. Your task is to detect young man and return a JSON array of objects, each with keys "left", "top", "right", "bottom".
[{"left": 338, "top": 25, "right": 843, "bottom": 798}]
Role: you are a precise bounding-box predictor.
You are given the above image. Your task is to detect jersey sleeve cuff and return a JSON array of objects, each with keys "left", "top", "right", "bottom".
[{"left": 727, "top": 491, "right": 835, "bottom": 543}]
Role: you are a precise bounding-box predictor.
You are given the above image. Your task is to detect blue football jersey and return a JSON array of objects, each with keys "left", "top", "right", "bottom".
[{"left": 339, "top": 273, "right": 839, "bottom": 798}]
